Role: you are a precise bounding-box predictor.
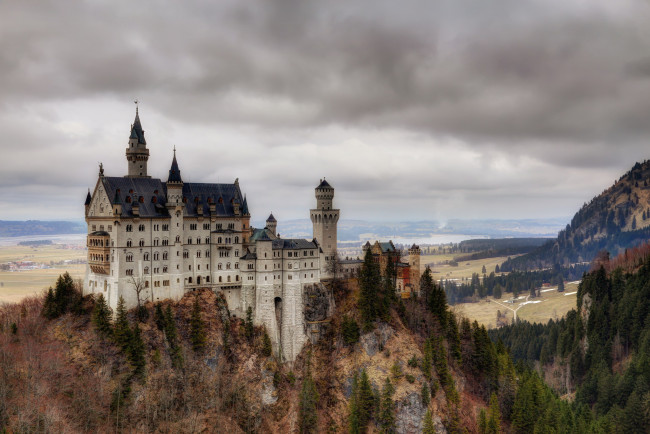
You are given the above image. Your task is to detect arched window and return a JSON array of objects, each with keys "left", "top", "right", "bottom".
[
  {"left": 188, "top": 277, "right": 192, "bottom": 284},
  {"left": 235, "top": 236, "right": 239, "bottom": 243},
  {"left": 126, "top": 240, "right": 132, "bottom": 247},
  {"left": 144, "top": 266, "right": 149, "bottom": 274},
  {"left": 227, "top": 276, "right": 231, "bottom": 282},
  {"left": 226, "top": 263, "right": 231, "bottom": 269},
  {"left": 126, "top": 254, "right": 133, "bottom": 262},
  {"left": 206, "top": 276, "right": 210, "bottom": 283},
  {"left": 175, "top": 236, "right": 180, "bottom": 243},
  {"left": 205, "top": 237, "right": 209, "bottom": 244},
  {"left": 218, "top": 263, "right": 222, "bottom": 270},
  {"left": 219, "top": 276, "right": 222, "bottom": 283}
]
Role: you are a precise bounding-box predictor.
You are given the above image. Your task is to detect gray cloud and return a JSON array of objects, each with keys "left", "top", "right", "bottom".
[{"left": 1, "top": 0, "right": 649, "bottom": 222}]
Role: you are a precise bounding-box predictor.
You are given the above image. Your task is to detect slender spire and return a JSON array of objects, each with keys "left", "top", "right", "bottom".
[
  {"left": 167, "top": 148, "right": 183, "bottom": 183},
  {"left": 242, "top": 195, "right": 250, "bottom": 215},
  {"left": 129, "top": 103, "right": 146, "bottom": 145},
  {"left": 85, "top": 189, "right": 91, "bottom": 206},
  {"left": 113, "top": 189, "right": 121, "bottom": 204}
]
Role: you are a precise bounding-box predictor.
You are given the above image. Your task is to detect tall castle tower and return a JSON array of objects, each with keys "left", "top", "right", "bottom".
[
  {"left": 310, "top": 179, "right": 339, "bottom": 278},
  {"left": 125, "top": 106, "right": 150, "bottom": 178},
  {"left": 408, "top": 244, "right": 421, "bottom": 294}
]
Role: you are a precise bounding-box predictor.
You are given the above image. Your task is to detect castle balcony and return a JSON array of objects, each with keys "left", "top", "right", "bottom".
[{"left": 88, "top": 231, "right": 110, "bottom": 275}]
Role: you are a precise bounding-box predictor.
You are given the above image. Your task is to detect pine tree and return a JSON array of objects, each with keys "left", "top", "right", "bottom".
[
  {"left": 380, "top": 253, "right": 397, "bottom": 320},
  {"left": 423, "top": 410, "right": 436, "bottom": 434},
  {"left": 478, "top": 409, "right": 488, "bottom": 434},
  {"left": 378, "top": 377, "right": 396, "bottom": 433},
  {"left": 244, "top": 306, "right": 254, "bottom": 343},
  {"left": 486, "top": 392, "right": 501, "bottom": 434},
  {"left": 341, "top": 315, "right": 360, "bottom": 346},
  {"left": 129, "top": 323, "right": 146, "bottom": 378},
  {"left": 154, "top": 302, "right": 165, "bottom": 330},
  {"left": 92, "top": 293, "right": 113, "bottom": 338},
  {"left": 421, "top": 382, "right": 431, "bottom": 406},
  {"left": 113, "top": 296, "right": 132, "bottom": 351},
  {"left": 359, "top": 249, "right": 381, "bottom": 331},
  {"left": 357, "top": 369, "right": 375, "bottom": 430},
  {"left": 261, "top": 328, "right": 273, "bottom": 357},
  {"left": 420, "top": 267, "right": 435, "bottom": 305},
  {"left": 53, "top": 272, "right": 76, "bottom": 314},
  {"left": 348, "top": 373, "right": 361, "bottom": 434},
  {"left": 190, "top": 295, "right": 206, "bottom": 353},
  {"left": 164, "top": 304, "right": 183, "bottom": 369},
  {"left": 299, "top": 361, "right": 319, "bottom": 434},
  {"left": 42, "top": 287, "right": 58, "bottom": 319}
]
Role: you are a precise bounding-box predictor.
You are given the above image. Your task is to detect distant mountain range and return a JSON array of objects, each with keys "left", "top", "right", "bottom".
[
  {"left": 0, "top": 220, "right": 86, "bottom": 237},
  {"left": 502, "top": 160, "right": 650, "bottom": 271},
  {"left": 1, "top": 217, "right": 567, "bottom": 241},
  {"left": 274, "top": 218, "right": 567, "bottom": 242}
]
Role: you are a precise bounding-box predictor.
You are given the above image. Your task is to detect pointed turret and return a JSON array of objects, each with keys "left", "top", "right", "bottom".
[
  {"left": 84, "top": 189, "right": 92, "bottom": 217},
  {"left": 112, "top": 189, "right": 122, "bottom": 216},
  {"left": 266, "top": 213, "right": 277, "bottom": 236},
  {"left": 130, "top": 106, "right": 146, "bottom": 145},
  {"left": 167, "top": 147, "right": 183, "bottom": 184},
  {"left": 242, "top": 195, "right": 250, "bottom": 216},
  {"left": 125, "top": 104, "right": 150, "bottom": 178},
  {"left": 166, "top": 147, "right": 184, "bottom": 209}
]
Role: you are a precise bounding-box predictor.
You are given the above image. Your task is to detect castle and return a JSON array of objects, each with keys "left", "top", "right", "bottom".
[{"left": 83, "top": 108, "right": 339, "bottom": 361}]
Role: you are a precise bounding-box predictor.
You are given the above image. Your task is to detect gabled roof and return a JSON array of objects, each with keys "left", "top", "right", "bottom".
[
  {"left": 250, "top": 227, "right": 274, "bottom": 242},
  {"left": 130, "top": 108, "right": 146, "bottom": 145}
]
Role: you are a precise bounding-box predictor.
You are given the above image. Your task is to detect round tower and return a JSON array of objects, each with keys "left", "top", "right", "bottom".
[
  {"left": 310, "top": 178, "right": 339, "bottom": 278},
  {"left": 125, "top": 106, "right": 150, "bottom": 178}
]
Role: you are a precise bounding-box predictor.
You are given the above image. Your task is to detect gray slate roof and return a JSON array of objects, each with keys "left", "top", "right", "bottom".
[
  {"left": 101, "top": 177, "right": 243, "bottom": 218},
  {"left": 272, "top": 238, "right": 318, "bottom": 250}
]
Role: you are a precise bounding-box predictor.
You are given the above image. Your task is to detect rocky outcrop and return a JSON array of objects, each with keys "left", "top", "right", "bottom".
[
  {"left": 360, "top": 322, "right": 395, "bottom": 357},
  {"left": 303, "top": 283, "right": 335, "bottom": 344}
]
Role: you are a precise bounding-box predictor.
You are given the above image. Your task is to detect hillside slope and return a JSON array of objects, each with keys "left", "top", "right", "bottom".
[
  {"left": 0, "top": 272, "right": 535, "bottom": 433},
  {"left": 502, "top": 160, "right": 650, "bottom": 271}
]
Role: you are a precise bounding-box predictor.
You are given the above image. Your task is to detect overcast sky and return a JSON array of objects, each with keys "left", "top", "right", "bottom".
[{"left": 2, "top": 0, "right": 650, "bottom": 224}]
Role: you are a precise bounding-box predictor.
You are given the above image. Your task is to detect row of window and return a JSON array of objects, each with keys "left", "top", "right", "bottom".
[
  {"left": 186, "top": 222, "right": 236, "bottom": 231},
  {"left": 125, "top": 224, "right": 170, "bottom": 232},
  {"left": 91, "top": 224, "right": 112, "bottom": 232}
]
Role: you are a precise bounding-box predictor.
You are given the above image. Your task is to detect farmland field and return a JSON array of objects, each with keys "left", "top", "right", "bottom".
[
  {"left": 419, "top": 253, "right": 516, "bottom": 281},
  {"left": 451, "top": 282, "right": 580, "bottom": 329},
  {"left": 0, "top": 244, "right": 86, "bottom": 304}
]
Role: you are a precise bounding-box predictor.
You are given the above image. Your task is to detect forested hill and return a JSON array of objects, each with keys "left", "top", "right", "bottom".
[
  {"left": 502, "top": 160, "right": 650, "bottom": 271},
  {"left": 489, "top": 245, "right": 650, "bottom": 431}
]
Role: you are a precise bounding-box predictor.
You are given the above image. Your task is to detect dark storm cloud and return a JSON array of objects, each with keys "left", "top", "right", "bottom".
[{"left": 1, "top": 0, "right": 649, "bottom": 220}]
